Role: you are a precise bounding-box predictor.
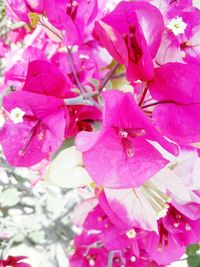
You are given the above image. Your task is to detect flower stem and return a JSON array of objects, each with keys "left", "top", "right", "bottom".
[
  {"left": 138, "top": 84, "right": 148, "bottom": 106},
  {"left": 67, "top": 47, "right": 86, "bottom": 94},
  {"left": 98, "top": 63, "right": 120, "bottom": 95},
  {"left": 64, "top": 94, "right": 96, "bottom": 106},
  {"left": 38, "top": 18, "right": 102, "bottom": 111}
]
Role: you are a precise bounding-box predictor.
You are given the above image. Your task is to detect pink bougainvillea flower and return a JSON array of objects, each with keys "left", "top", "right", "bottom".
[
  {"left": 143, "top": 227, "right": 186, "bottom": 265},
  {"left": 0, "top": 255, "right": 31, "bottom": 267},
  {"left": 0, "top": 60, "right": 69, "bottom": 166},
  {"left": 0, "top": 91, "right": 67, "bottom": 167},
  {"left": 70, "top": 224, "right": 166, "bottom": 266},
  {"left": 50, "top": 49, "right": 100, "bottom": 88},
  {"left": 76, "top": 90, "right": 177, "bottom": 189},
  {"left": 5, "top": 46, "right": 46, "bottom": 90},
  {"left": 6, "top": 0, "right": 44, "bottom": 23},
  {"left": 69, "top": 231, "right": 108, "bottom": 267},
  {"left": 22, "top": 60, "right": 71, "bottom": 98},
  {"left": 73, "top": 195, "right": 139, "bottom": 251},
  {"left": 44, "top": 0, "right": 98, "bottom": 45},
  {"left": 94, "top": 1, "right": 164, "bottom": 81},
  {"left": 143, "top": 200, "right": 200, "bottom": 265},
  {"left": 96, "top": 145, "right": 200, "bottom": 233},
  {"left": 66, "top": 105, "right": 102, "bottom": 138},
  {"left": 156, "top": 7, "right": 200, "bottom": 65},
  {"left": 149, "top": 62, "right": 200, "bottom": 144},
  {"left": 163, "top": 202, "right": 200, "bottom": 245},
  {"left": 103, "top": 164, "right": 194, "bottom": 232}
]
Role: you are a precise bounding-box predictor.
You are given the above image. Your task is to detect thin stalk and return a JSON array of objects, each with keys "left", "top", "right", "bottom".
[
  {"left": 67, "top": 47, "right": 86, "bottom": 94},
  {"left": 38, "top": 18, "right": 102, "bottom": 110},
  {"left": 64, "top": 95, "right": 95, "bottom": 106},
  {"left": 38, "top": 19, "right": 63, "bottom": 41},
  {"left": 98, "top": 63, "right": 120, "bottom": 95},
  {"left": 138, "top": 84, "right": 148, "bottom": 107}
]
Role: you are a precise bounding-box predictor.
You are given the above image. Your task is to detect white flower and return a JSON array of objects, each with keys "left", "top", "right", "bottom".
[
  {"left": 10, "top": 107, "right": 25, "bottom": 124},
  {"left": 167, "top": 17, "right": 187, "bottom": 36},
  {"left": 126, "top": 229, "right": 136, "bottom": 239}
]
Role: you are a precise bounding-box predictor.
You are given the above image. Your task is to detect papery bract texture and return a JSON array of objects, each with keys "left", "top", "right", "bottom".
[
  {"left": 76, "top": 90, "right": 177, "bottom": 188},
  {"left": 149, "top": 62, "right": 200, "bottom": 144},
  {"left": 94, "top": 1, "right": 164, "bottom": 81}
]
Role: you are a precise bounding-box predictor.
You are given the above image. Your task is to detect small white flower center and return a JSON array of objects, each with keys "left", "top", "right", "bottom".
[
  {"left": 130, "top": 256, "right": 136, "bottom": 262},
  {"left": 89, "top": 259, "right": 95, "bottom": 266},
  {"left": 126, "top": 229, "right": 136, "bottom": 239},
  {"left": 10, "top": 107, "right": 25, "bottom": 124},
  {"left": 119, "top": 129, "right": 128, "bottom": 138},
  {"left": 167, "top": 17, "right": 187, "bottom": 36}
]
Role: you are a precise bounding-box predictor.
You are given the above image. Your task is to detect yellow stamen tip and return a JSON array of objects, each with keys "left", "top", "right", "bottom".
[{"left": 28, "top": 12, "right": 40, "bottom": 28}]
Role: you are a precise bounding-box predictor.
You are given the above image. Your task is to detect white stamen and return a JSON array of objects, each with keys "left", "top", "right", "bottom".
[
  {"left": 126, "top": 147, "right": 134, "bottom": 157},
  {"left": 167, "top": 17, "right": 187, "bottom": 36},
  {"left": 185, "top": 223, "right": 191, "bottom": 231},
  {"left": 141, "top": 182, "right": 171, "bottom": 219},
  {"left": 10, "top": 107, "right": 25, "bottom": 124},
  {"left": 174, "top": 222, "right": 180, "bottom": 228}
]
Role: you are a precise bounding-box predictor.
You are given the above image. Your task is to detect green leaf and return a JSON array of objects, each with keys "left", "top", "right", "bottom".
[
  {"left": 187, "top": 244, "right": 200, "bottom": 256},
  {"left": 187, "top": 244, "right": 200, "bottom": 267},
  {"left": 187, "top": 255, "right": 200, "bottom": 267}
]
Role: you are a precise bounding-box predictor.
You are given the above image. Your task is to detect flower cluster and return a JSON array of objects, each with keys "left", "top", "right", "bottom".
[{"left": 1, "top": 0, "right": 200, "bottom": 266}]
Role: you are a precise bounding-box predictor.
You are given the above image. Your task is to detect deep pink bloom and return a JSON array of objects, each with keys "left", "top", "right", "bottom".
[
  {"left": 76, "top": 90, "right": 177, "bottom": 188},
  {"left": 163, "top": 203, "right": 200, "bottom": 245},
  {"left": 22, "top": 60, "right": 70, "bottom": 98},
  {"left": 143, "top": 201, "right": 200, "bottom": 265},
  {"left": 73, "top": 193, "right": 138, "bottom": 250},
  {"left": 50, "top": 50, "right": 100, "bottom": 88},
  {"left": 149, "top": 62, "right": 200, "bottom": 144},
  {"left": 6, "top": 0, "right": 44, "bottom": 23},
  {"left": 156, "top": 7, "right": 200, "bottom": 65},
  {"left": 143, "top": 229, "right": 185, "bottom": 265},
  {"left": 69, "top": 231, "right": 108, "bottom": 267},
  {"left": 5, "top": 46, "right": 46, "bottom": 90},
  {"left": 0, "top": 255, "right": 31, "bottom": 267},
  {"left": 44, "top": 0, "right": 98, "bottom": 45},
  {"left": 66, "top": 105, "right": 102, "bottom": 138},
  {"left": 0, "top": 60, "right": 69, "bottom": 166},
  {"left": 94, "top": 1, "right": 164, "bottom": 81}
]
